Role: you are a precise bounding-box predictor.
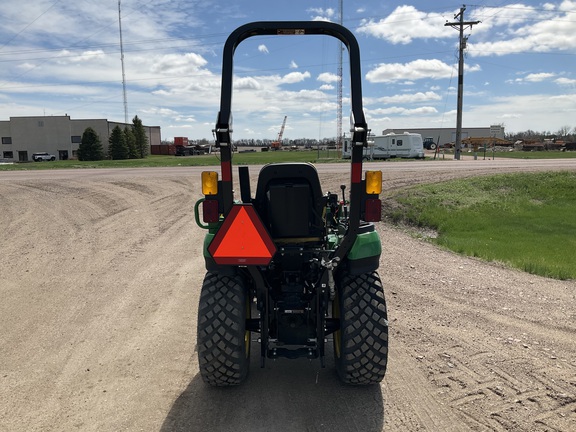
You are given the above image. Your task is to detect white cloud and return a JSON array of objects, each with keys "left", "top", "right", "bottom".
[
  {"left": 258, "top": 45, "right": 269, "bottom": 54},
  {"left": 235, "top": 77, "right": 262, "bottom": 90},
  {"left": 366, "top": 59, "right": 458, "bottom": 83},
  {"left": 508, "top": 72, "right": 557, "bottom": 84},
  {"left": 280, "top": 71, "right": 311, "bottom": 84},
  {"left": 311, "top": 16, "right": 333, "bottom": 22},
  {"left": 368, "top": 106, "right": 438, "bottom": 116},
  {"left": 289, "top": 60, "right": 298, "bottom": 69},
  {"left": 357, "top": 5, "right": 453, "bottom": 44},
  {"left": 469, "top": 4, "right": 576, "bottom": 57},
  {"left": 150, "top": 53, "right": 208, "bottom": 75},
  {"left": 309, "top": 102, "right": 337, "bottom": 113},
  {"left": 319, "top": 84, "right": 334, "bottom": 91},
  {"left": 317, "top": 72, "right": 339, "bottom": 83},
  {"left": 555, "top": 77, "right": 576, "bottom": 86},
  {"left": 524, "top": 73, "right": 556, "bottom": 82},
  {"left": 141, "top": 107, "right": 179, "bottom": 117},
  {"left": 307, "top": 7, "right": 335, "bottom": 17},
  {"left": 54, "top": 50, "right": 106, "bottom": 64},
  {"left": 378, "top": 91, "right": 441, "bottom": 104}
]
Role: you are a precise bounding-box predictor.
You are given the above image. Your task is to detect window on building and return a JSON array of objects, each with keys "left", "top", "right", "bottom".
[
  {"left": 2, "top": 137, "right": 12, "bottom": 144},
  {"left": 3, "top": 151, "right": 13, "bottom": 158},
  {"left": 397, "top": 139, "right": 403, "bottom": 146},
  {"left": 38, "top": 120, "right": 44, "bottom": 127},
  {"left": 71, "top": 136, "right": 82, "bottom": 143}
]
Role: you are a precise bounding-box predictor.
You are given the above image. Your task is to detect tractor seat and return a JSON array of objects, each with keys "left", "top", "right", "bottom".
[{"left": 254, "top": 163, "right": 324, "bottom": 243}]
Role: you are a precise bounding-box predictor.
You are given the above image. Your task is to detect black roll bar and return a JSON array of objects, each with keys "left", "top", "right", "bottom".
[{"left": 215, "top": 21, "right": 368, "bottom": 227}]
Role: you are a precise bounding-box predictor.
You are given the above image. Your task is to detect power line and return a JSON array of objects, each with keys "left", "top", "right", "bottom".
[{"left": 0, "top": 0, "right": 62, "bottom": 52}]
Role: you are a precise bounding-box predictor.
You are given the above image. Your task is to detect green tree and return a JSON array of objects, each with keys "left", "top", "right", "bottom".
[
  {"left": 108, "top": 125, "right": 129, "bottom": 160},
  {"left": 132, "top": 115, "right": 149, "bottom": 158},
  {"left": 124, "top": 126, "right": 138, "bottom": 159},
  {"left": 77, "top": 127, "right": 104, "bottom": 161}
]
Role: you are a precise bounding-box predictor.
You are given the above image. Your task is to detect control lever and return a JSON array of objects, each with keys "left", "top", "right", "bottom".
[{"left": 340, "top": 184, "right": 348, "bottom": 218}]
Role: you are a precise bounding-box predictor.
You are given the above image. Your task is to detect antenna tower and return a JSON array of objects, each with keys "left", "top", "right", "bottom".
[
  {"left": 118, "top": 0, "right": 128, "bottom": 124},
  {"left": 336, "top": 0, "right": 343, "bottom": 148}
]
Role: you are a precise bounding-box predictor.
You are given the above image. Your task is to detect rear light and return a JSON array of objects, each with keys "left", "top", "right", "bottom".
[
  {"left": 365, "top": 171, "right": 382, "bottom": 194},
  {"left": 202, "top": 199, "right": 219, "bottom": 223},
  {"left": 364, "top": 198, "right": 381, "bottom": 222},
  {"left": 202, "top": 171, "right": 218, "bottom": 195}
]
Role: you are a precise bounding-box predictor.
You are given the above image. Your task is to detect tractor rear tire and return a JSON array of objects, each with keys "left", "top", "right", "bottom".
[
  {"left": 334, "top": 271, "right": 389, "bottom": 385},
  {"left": 197, "top": 272, "right": 250, "bottom": 386}
]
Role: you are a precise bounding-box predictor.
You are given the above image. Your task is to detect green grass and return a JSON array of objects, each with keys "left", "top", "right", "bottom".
[
  {"left": 4, "top": 148, "right": 574, "bottom": 171},
  {"left": 494, "top": 151, "right": 576, "bottom": 159},
  {"left": 442, "top": 150, "right": 576, "bottom": 159},
  {"left": 0, "top": 150, "right": 347, "bottom": 171},
  {"left": 385, "top": 171, "right": 576, "bottom": 280}
]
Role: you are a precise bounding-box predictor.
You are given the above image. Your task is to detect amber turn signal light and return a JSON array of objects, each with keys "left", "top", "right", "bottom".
[
  {"left": 202, "top": 171, "right": 218, "bottom": 195},
  {"left": 365, "top": 171, "right": 382, "bottom": 195}
]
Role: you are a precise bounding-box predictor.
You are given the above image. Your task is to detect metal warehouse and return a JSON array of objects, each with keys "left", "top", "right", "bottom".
[
  {"left": 382, "top": 125, "right": 505, "bottom": 147},
  {"left": 0, "top": 115, "right": 161, "bottom": 162}
]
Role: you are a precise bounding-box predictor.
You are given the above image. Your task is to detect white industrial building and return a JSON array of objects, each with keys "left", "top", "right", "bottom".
[
  {"left": 381, "top": 125, "right": 505, "bottom": 146},
  {"left": 0, "top": 115, "right": 161, "bottom": 162}
]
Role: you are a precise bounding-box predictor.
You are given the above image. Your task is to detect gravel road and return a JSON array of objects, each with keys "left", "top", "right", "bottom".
[{"left": 1, "top": 158, "right": 575, "bottom": 431}]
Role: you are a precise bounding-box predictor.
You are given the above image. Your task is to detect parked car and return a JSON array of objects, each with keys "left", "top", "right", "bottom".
[{"left": 32, "top": 152, "right": 56, "bottom": 162}]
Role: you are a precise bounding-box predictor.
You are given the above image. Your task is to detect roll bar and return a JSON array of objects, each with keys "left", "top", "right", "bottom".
[{"left": 215, "top": 21, "right": 368, "bottom": 219}]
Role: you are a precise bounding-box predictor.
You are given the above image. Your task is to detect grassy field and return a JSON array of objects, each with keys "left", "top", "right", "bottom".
[
  {"left": 0, "top": 149, "right": 345, "bottom": 170},
  {"left": 435, "top": 150, "right": 576, "bottom": 159},
  {"left": 2, "top": 148, "right": 576, "bottom": 171},
  {"left": 384, "top": 171, "right": 576, "bottom": 280}
]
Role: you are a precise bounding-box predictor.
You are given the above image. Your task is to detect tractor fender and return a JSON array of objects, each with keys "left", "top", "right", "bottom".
[{"left": 346, "top": 223, "right": 381, "bottom": 275}]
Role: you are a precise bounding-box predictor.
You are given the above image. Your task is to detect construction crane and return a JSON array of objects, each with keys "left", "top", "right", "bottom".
[{"left": 271, "top": 116, "right": 287, "bottom": 150}]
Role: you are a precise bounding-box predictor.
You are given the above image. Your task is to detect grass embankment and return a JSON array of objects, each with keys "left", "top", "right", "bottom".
[
  {"left": 385, "top": 171, "right": 576, "bottom": 280},
  {"left": 434, "top": 150, "right": 576, "bottom": 159}
]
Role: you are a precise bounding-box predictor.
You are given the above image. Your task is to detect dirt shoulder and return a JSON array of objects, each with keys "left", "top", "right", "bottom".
[{"left": 0, "top": 161, "right": 575, "bottom": 431}]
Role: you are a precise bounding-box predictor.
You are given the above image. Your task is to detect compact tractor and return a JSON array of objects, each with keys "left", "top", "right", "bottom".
[{"left": 194, "top": 21, "right": 388, "bottom": 386}]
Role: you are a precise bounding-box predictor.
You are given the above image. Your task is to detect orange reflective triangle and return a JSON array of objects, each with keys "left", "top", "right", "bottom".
[{"left": 208, "top": 205, "right": 276, "bottom": 265}]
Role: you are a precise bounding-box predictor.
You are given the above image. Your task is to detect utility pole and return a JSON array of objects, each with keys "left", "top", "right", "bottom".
[
  {"left": 445, "top": 5, "right": 480, "bottom": 160},
  {"left": 118, "top": 0, "right": 128, "bottom": 125}
]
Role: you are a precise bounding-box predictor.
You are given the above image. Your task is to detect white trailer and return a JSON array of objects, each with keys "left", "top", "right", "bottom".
[{"left": 342, "top": 132, "right": 425, "bottom": 160}]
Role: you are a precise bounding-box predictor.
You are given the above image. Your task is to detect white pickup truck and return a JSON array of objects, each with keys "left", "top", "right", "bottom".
[{"left": 32, "top": 152, "right": 56, "bottom": 162}]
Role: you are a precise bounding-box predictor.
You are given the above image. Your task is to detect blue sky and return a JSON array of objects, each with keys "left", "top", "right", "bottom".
[{"left": 1, "top": 1, "right": 575, "bottom": 141}]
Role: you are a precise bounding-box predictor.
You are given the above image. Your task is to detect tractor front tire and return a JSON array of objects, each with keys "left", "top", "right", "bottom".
[
  {"left": 334, "top": 271, "right": 389, "bottom": 385},
  {"left": 197, "top": 272, "right": 250, "bottom": 386}
]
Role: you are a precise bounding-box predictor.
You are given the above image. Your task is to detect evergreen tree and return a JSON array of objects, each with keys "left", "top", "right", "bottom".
[
  {"left": 77, "top": 127, "right": 104, "bottom": 161},
  {"left": 132, "top": 115, "right": 149, "bottom": 158},
  {"left": 124, "top": 127, "right": 138, "bottom": 159},
  {"left": 108, "top": 125, "right": 129, "bottom": 160}
]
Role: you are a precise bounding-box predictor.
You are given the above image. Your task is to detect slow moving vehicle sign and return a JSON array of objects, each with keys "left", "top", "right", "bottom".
[{"left": 208, "top": 204, "right": 276, "bottom": 265}]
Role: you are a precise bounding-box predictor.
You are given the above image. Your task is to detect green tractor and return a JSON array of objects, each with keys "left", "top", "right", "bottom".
[{"left": 194, "top": 21, "right": 388, "bottom": 386}]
